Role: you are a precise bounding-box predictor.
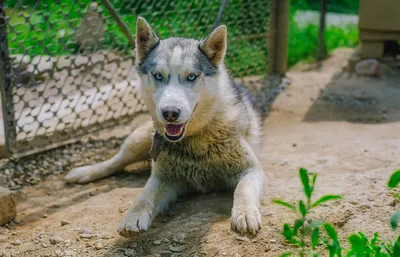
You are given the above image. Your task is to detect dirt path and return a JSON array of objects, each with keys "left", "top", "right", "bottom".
[{"left": 1, "top": 48, "right": 400, "bottom": 257}]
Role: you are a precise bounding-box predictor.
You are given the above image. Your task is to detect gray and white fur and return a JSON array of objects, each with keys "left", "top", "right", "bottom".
[{"left": 65, "top": 17, "right": 265, "bottom": 235}]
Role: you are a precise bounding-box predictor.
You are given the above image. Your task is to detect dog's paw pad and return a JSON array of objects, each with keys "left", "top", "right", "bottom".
[
  {"left": 231, "top": 205, "right": 262, "bottom": 234},
  {"left": 117, "top": 208, "right": 153, "bottom": 238}
]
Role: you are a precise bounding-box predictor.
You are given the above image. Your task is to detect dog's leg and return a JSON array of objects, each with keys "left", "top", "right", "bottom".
[
  {"left": 231, "top": 169, "right": 264, "bottom": 234},
  {"left": 231, "top": 138, "right": 265, "bottom": 234},
  {"left": 64, "top": 120, "right": 153, "bottom": 184},
  {"left": 117, "top": 173, "right": 182, "bottom": 237}
]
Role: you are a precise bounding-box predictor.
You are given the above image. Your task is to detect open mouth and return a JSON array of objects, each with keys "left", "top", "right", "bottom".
[{"left": 164, "top": 123, "right": 187, "bottom": 142}]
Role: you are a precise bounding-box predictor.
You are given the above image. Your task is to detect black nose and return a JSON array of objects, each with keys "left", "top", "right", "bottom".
[{"left": 162, "top": 108, "right": 180, "bottom": 122}]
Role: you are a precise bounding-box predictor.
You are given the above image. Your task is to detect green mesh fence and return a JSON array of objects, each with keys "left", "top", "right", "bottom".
[{"left": 0, "top": 0, "right": 270, "bottom": 158}]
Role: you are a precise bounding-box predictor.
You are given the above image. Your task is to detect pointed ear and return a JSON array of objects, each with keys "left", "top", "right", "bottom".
[
  {"left": 199, "top": 25, "right": 227, "bottom": 67},
  {"left": 136, "top": 17, "right": 160, "bottom": 63}
]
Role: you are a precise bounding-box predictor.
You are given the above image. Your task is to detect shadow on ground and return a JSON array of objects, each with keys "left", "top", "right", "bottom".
[
  {"left": 303, "top": 70, "right": 400, "bottom": 123},
  {"left": 103, "top": 193, "right": 233, "bottom": 257}
]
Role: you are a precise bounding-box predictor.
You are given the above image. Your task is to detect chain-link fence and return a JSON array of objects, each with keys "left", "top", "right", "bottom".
[{"left": 0, "top": 0, "right": 271, "bottom": 158}]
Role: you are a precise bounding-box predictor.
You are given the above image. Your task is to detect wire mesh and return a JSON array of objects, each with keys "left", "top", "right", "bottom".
[{"left": 0, "top": 0, "right": 271, "bottom": 158}]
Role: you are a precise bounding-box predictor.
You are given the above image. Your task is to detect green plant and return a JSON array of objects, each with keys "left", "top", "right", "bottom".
[
  {"left": 346, "top": 232, "right": 399, "bottom": 257},
  {"left": 275, "top": 168, "right": 400, "bottom": 257},
  {"left": 388, "top": 170, "right": 400, "bottom": 231},
  {"left": 273, "top": 168, "right": 342, "bottom": 256},
  {"left": 288, "top": 2, "right": 359, "bottom": 67}
]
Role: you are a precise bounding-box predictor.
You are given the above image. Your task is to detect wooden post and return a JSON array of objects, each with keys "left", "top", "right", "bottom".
[
  {"left": 268, "top": 0, "right": 289, "bottom": 75},
  {"left": 318, "top": 0, "right": 328, "bottom": 61}
]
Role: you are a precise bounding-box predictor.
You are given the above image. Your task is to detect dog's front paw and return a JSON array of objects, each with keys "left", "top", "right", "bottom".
[
  {"left": 117, "top": 206, "right": 153, "bottom": 237},
  {"left": 231, "top": 204, "right": 262, "bottom": 234},
  {"left": 64, "top": 164, "right": 108, "bottom": 184}
]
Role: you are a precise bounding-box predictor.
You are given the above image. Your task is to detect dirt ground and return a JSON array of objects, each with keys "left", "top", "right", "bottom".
[{"left": 1, "top": 48, "right": 400, "bottom": 257}]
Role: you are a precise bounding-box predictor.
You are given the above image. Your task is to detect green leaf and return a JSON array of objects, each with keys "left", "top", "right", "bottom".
[
  {"left": 391, "top": 210, "right": 400, "bottom": 230},
  {"left": 323, "top": 223, "right": 338, "bottom": 241},
  {"left": 299, "top": 167, "right": 312, "bottom": 199},
  {"left": 312, "top": 173, "right": 318, "bottom": 187},
  {"left": 312, "top": 195, "right": 343, "bottom": 208},
  {"left": 299, "top": 200, "right": 307, "bottom": 217},
  {"left": 293, "top": 218, "right": 304, "bottom": 235},
  {"left": 388, "top": 170, "right": 400, "bottom": 188},
  {"left": 394, "top": 236, "right": 400, "bottom": 257},
  {"left": 348, "top": 234, "right": 365, "bottom": 257},
  {"left": 280, "top": 252, "right": 293, "bottom": 257},
  {"left": 273, "top": 199, "right": 297, "bottom": 212},
  {"left": 283, "top": 223, "right": 293, "bottom": 240},
  {"left": 312, "top": 228, "right": 320, "bottom": 249},
  {"left": 309, "top": 219, "right": 324, "bottom": 229}
]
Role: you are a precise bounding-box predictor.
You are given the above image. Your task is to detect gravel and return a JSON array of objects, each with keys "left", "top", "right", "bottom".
[{"left": 0, "top": 137, "right": 125, "bottom": 190}]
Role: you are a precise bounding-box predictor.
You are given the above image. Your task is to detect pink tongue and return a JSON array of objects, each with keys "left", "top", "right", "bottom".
[{"left": 165, "top": 124, "right": 184, "bottom": 136}]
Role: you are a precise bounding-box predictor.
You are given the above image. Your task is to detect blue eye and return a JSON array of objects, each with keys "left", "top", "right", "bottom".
[
  {"left": 154, "top": 73, "right": 163, "bottom": 81},
  {"left": 187, "top": 74, "right": 197, "bottom": 82}
]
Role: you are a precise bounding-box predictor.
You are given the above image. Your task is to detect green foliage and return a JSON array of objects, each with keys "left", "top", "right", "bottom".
[
  {"left": 390, "top": 211, "right": 400, "bottom": 231},
  {"left": 273, "top": 199, "right": 297, "bottom": 212},
  {"left": 292, "top": 0, "right": 360, "bottom": 14},
  {"left": 275, "top": 168, "right": 400, "bottom": 257},
  {"left": 273, "top": 168, "right": 342, "bottom": 257},
  {"left": 288, "top": 15, "right": 358, "bottom": 67},
  {"left": 387, "top": 169, "right": 400, "bottom": 232},
  {"left": 388, "top": 170, "right": 400, "bottom": 189},
  {"left": 288, "top": 0, "right": 359, "bottom": 67},
  {"left": 4, "top": 0, "right": 269, "bottom": 77},
  {"left": 345, "top": 232, "right": 400, "bottom": 257}
]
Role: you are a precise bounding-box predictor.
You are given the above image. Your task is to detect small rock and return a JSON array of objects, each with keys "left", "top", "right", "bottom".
[
  {"left": 64, "top": 239, "right": 72, "bottom": 246},
  {"left": 279, "top": 159, "right": 288, "bottom": 166},
  {"left": 269, "top": 239, "right": 277, "bottom": 243},
  {"left": 118, "top": 207, "right": 125, "bottom": 213},
  {"left": 124, "top": 249, "right": 136, "bottom": 257},
  {"left": 50, "top": 235, "right": 64, "bottom": 245},
  {"left": 0, "top": 187, "right": 16, "bottom": 225},
  {"left": 160, "top": 251, "right": 173, "bottom": 257},
  {"left": 172, "top": 232, "right": 186, "bottom": 244},
  {"left": 63, "top": 250, "right": 74, "bottom": 256},
  {"left": 11, "top": 240, "right": 21, "bottom": 245},
  {"left": 236, "top": 236, "right": 250, "bottom": 243},
  {"left": 94, "top": 242, "right": 104, "bottom": 250},
  {"left": 42, "top": 214, "right": 48, "bottom": 218},
  {"left": 54, "top": 249, "right": 62, "bottom": 257},
  {"left": 153, "top": 240, "right": 162, "bottom": 245},
  {"left": 61, "top": 220, "right": 70, "bottom": 226},
  {"left": 80, "top": 233, "right": 95, "bottom": 239},
  {"left": 162, "top": 238, "right": 170, "bottom": 243},
  {"left": 263, "top": 211, "right": 273, "bottom": 216},
  {"left": 221, "top": 252, "right": 228, "bottom": 256},
  {"left": 80, "top": 228, "right": 93, "bottom": 234},
  {"left": 169, "top": 245, "right": 186, "bottom": 252}
]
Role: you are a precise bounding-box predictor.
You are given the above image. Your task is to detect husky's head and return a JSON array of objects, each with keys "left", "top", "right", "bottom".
[{"left": 135, "top": 17, "right": 227, "bottom": 142}]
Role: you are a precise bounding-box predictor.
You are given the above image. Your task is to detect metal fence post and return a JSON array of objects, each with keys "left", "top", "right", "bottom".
[
  {"left": 0, "top": 2, "right": 15, "bottom": 157},
  {"left": 268, "top": 0, "right": 289, "bottom": 75}
]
